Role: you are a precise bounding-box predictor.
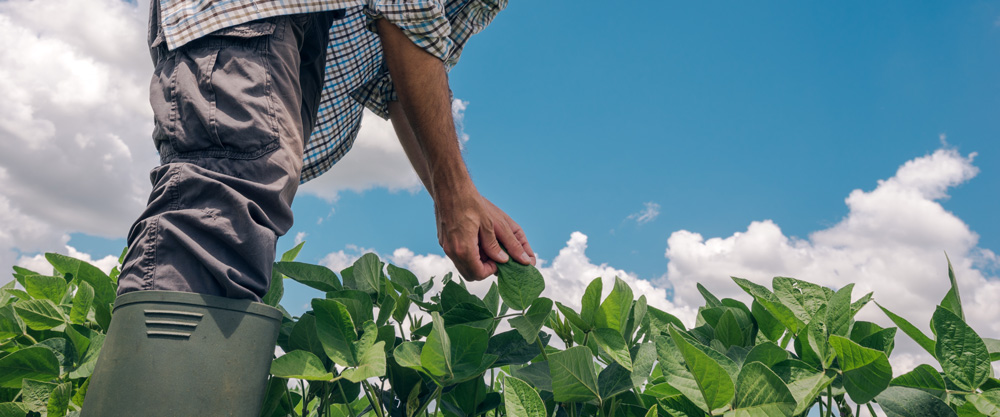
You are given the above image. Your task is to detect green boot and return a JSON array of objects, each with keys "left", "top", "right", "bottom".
[{"left": 81, "top": 290, "right": 283, "bottom": 417}]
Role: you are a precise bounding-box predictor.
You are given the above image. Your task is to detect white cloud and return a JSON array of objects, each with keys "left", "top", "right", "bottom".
[
  {"left": 660, "top": 147, "right": 999, "bottom": 374},
  {"left": 0, "top": 0, "right": 155, "bottom": 275},
  {"left": 16, "top": 246, "right": 119, "bottom": 276},
  {"left": 627, "top": 202, "right": 661, "bottom": 225}
]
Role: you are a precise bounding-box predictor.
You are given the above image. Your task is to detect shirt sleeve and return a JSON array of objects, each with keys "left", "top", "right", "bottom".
[{"left": 351, "top": 0, "right": 507, "bottom": 119}]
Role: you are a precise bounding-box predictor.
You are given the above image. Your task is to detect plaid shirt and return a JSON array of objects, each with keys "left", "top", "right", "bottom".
[{"left": 157, "top": 0, "right": 506, "bottom": 182}]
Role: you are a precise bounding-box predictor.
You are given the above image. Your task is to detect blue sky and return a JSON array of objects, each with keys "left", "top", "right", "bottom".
[
  {"left": 280, "top": 1, "right": 1000, "bottom": 276},
  {"left": 2, "top": 0, "right": 998, "bottom": 378}
]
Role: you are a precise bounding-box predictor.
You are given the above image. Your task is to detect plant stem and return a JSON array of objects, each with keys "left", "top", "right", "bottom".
[
  {"left": 363, "top": 381, "right": 384, "bottom": 417},
  {"left": 535, "top": 337, "right": 549, "bottom": 362},
  {"left": 302, "top": 380, "right": 308, "bottom": 417},
  {"left": 337, "top": 381, "right": 358, "bottom": 417},
  {"left": 825, "top": 386, "right": 833, "bottom": 417},
  {"left": 866, "top": 403, "right": 878, "bottom": 417},
  {"left": 582, "top": 331, "right": 590, "bottom": 347},
  {"left": 22, "top": 332, "right": 38, "bottom": 345},
  {"left": 856, "top": 404, "right": 861, "bottom": 417}
]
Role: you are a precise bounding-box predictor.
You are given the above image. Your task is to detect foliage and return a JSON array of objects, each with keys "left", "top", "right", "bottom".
[{"left": 1, "top": 245, "right": 998, "bottom": 417}]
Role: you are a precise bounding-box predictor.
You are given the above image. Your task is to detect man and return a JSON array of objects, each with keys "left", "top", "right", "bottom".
[
  {"left": 117, "top": 0, "right": 534, "bottom": 301},
  {"left": 82, "top": 1, "right": 533, "bottom": 415}
]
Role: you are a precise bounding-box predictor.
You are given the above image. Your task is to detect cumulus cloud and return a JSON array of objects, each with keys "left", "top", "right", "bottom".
[
  {"left": 0, "top": 0, "right": 156, "bottom": 274},
  {"left": 660, "top": 147, "right": 999, "bottom": 373},
  {"left": 16, "top": 246, "right": 119, "bottom": 276},
  {"left": 627, "top": 202, "right": 661, "bottom": 225}
]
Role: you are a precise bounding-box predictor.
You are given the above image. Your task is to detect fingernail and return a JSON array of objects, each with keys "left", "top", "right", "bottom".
[
  {"left": 521, "top": 252, "right": 531, "bottom": 263},
  {"left": 499, "top": 251, "right": 509, "bottom": 262}
]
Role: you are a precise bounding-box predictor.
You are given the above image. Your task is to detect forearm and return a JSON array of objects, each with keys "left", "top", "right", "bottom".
[
  {"left": 376, "top": 19, "right": 472, "bottom": 202},
  {"left": 388, "top": 101, "right": 433, "bottom": 194}
]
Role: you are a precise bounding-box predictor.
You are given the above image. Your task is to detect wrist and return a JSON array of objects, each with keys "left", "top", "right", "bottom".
[{"left": 430, "top": 165, "right": 476, "bottom": 203}]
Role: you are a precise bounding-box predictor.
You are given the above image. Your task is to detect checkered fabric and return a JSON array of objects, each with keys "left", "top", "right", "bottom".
[{"left": 157, "top": 0, "right": 507, "bottom": 183}]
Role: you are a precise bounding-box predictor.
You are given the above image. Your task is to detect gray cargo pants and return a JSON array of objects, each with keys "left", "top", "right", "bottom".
[{"left": 117, "top": 5, "right": 343, "bottom": 301}]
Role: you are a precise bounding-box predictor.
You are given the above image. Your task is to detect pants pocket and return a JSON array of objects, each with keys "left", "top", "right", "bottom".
[{"left": 163, "top": 19, "right": 283, "bottom": 159}]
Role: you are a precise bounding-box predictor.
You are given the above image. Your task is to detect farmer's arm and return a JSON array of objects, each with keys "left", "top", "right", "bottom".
[{"left": 377, "top": 19, "right": 535, "bottom": 281}]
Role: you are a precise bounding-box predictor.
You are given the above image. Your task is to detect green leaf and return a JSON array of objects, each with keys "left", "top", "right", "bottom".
[
  {"left": 647, "top": 306, "right": 686, "bottom": 337},
  {"left": 744, "top": 342, "right": 789, "bottom": 368},
  {"left": 510, "top": 297, "right": 553, "bottom": 344},
  {"left": 669, "top": 326, "right": 735, "bottom": 412},
  {"left": 270, "top": 350, "right": 334, "bottom": 380},
  {"left": 23, "top": 275, "right": 67, "bottom": 303},
  {"left": 281, "top": 241, "right": 305, "bottom": 261},
  {"left": 441, "top": 281, "right": 486, "bottom": 313},
  {"left": 644, "top": 406, "right": 658, "bottom": 417},
  {"left": 826, "top": 284, "right": 853, "bottom": 337},
  {"left": 393, "top": 342, "right": 424, "bottom": 371},
  {"left": 386, "top": 264, "right": 420, "bottom": 292},
  {"left": 288, "top": 313, "right": 326, "bottom": 360},
  {"left": 512, "top": 361, "right": 553, "bottom": 392},
  {"left": 892, "top": 364, "right": 947, "bottom": 398},
  {"left": 548, "top": 346, "right": 600, "bottom": 402},
  {"left": 13, "top": 299, "right": 65, "bottom": 330},
  {"left": 556, "top": 302, "right": 590, "bottom": 333},
  {"left": 273, "top": 262, "right": 342, "bottom": 292},
  {"left": 829, "top": 335, "right": 892, "bottom": 404},
  {"left": 772, "top": 276, "right": 828, "bottom": 324},
  {"left": 496, "top": 259, "right": 545, "bottom": 311},
  {"left": 45, "top": 253, "right": 114, "bottom": 306},
  {"left": 596, "top": 277, "right": 634, "bottom": 334},
  {"left": 751, "top": 299, "right": 785, "bottom": 342},
  {"left": 68, "top": 332, "right": 104, "bottom": 379},
  {"left": 64, "top": 324, "right": 91, "bottom": 360},
  {"left": 851, "top": 292, "right": 874, "bottom": 316},
  {"left": 598, "top": 362, "right": 634, "bottom": 399},
  {"left": 967, "top": 390, "right": 1000, "bottom": 417},
  {"left": 631, "top": 342, "right": 657, "bottom": 388},
  {"left": 446, "top": 325, "right": 493, "bottom": 382},
  {"left": 876, "top": 386, "right": 958, "bottom": 417},
  {"left": 342, "top": 341, "right": 386, "bottom": 383},
  {"left": 350, "top": 253, "right": 383, "bottom": 296},
  {"left": 714, "top": 310, "right": 745, "bottom": 349},
  {"left": 580, "top": 278, "right": 602, "bottom": 329},
  {"left": 986, "top": 338, "right": 1000, "bottom": 362},
  {"left": 859, "top": 328, "right": 896, "bottom": 356},
  {"left": 488, "top": 330, "right": 548, "bottom": 367},
  {"left": 0, "top": 347, "right": 59, "bottom": 388},
  {"left": 654, "top": 335, "right": 709, "bottom": 412},
  {"left": 21, "top": 379, "right": 56, "bottom": 413},
  {"left": 483, "top": 282, "right": 501, "bottom": 316},
  {"left": 592, "top": 327, "right": 633, "bottom": 372},
  {"left": 312, "top": 299, "right": 359, "bottom": 367},
  {"left": 0, "top": 305, "right": 24, "bottom": 340},
  {"left": 47, "top": 381, "right": 72, "bottom": 417},
  {"left": 326, "top": 290, "right": 375, "bottom": 329},
  {"left": 733, "top": 361, "right": 795, "bottom": 415},
  {"left": 733, "top": 277, "right": 800, "bottom": 334},
  {"left": 772, "top": 359, "right": 836, "bottom": 415},
  {"left": 940, "top": 253, "right": 964, "bottom": 321},
  {"left": 69, "top": 281, "right": 94, "bottom": 325},
  {"left": 0, "top": 403, "right": 26, "bottom": 417},
  {"left": 504, "top": 376, "right": 546, "bottom": 417},
  {"left": 932, "top": 306, "right": 990, "bottom": 391},
  {"left": 697, "top": 283, "right": 724, "bottom": 308},
  {"left": 877, "top": 301, "right": 937, "bottom": 358},
  {"left": 422, "top": 312, "right": 453, "bottom": 379},
  {"left": 262, "top": 268, "right": 284, "bottom": 307}
]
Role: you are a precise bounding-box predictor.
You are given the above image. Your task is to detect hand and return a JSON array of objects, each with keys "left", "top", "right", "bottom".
[{"left": 434, "top": 186, "right": 535, "bottom": 281}]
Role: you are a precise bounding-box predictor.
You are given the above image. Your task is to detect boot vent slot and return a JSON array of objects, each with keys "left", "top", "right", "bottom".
[
  {"left": 146, "top": 330, "right": 193, "bottom": 338},
  {"left": 143, "top": 309, "right": 204, "bottom": 318},
  {"left": 145, "top": 320, "right": 198, "bottom": 327},
  {"left": 143, "top": 309, "right": 204, "bottom": 338}
]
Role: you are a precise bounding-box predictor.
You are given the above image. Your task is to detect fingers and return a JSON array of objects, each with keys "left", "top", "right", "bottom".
[
  {"left": 479, "top": 221, "right": 510, "bottom": 265},
  {"left": 494, "top": 218, "right": 532, "bottom": 265},
  {"left": 441, "top": 233, "right": 492, "bottom": 281}
]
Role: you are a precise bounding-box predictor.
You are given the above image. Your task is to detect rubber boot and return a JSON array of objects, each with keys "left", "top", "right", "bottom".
[{"left": 80, "top": 290, "right": 283, "bottom": 417}]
